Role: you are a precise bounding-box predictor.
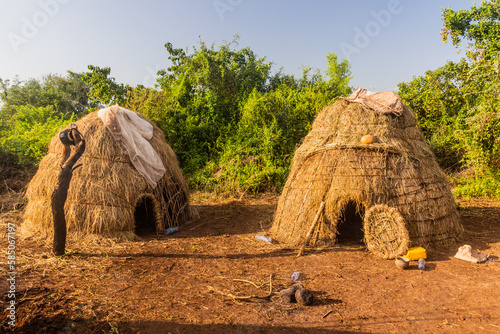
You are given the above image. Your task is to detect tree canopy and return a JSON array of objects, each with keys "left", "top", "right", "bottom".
[
  {"left": 0, "top": 39, "right": 352, "bottom": 194},
  {"left": 442, "top": 0, "right": 500, "bottom": 56},
  {"left": 124, "top": 39, "right": 352, "bottom": 193},
  {"left": 0, "top": 72, "right": 92, "bottom": 166},
  {"left": 399, "top": 0, "right": 500, "bottom": 197}
]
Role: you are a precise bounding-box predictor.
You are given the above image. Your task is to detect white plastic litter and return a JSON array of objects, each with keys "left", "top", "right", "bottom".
[
  {"left": 454, "top": 244, "right": 488, "bottom": 263},
  {"left": 98, "top": 105, "right": 166, "bottom": 188}
]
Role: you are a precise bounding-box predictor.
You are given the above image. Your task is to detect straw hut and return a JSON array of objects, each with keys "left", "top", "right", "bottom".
[
  {"left": 23, "top": 108, "right": 196, "bottom": 242},
  {"left": 270, "top": 89, "right": 463, "bottom": 259}
]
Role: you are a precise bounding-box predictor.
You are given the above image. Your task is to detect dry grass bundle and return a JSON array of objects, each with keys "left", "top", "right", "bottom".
[
  {"left": 22, "top": 111, "right": 195, "bottom": 243},
  {"left": 270, "top": 99, "right": 463, "bottom": 258},
  {"left": 363, "top": 204, "right": 409, "bottom": 259}
]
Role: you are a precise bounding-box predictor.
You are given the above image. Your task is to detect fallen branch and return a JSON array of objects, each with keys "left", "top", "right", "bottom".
[
  {"left": 233, "top": 279, "right": 262, "bottom": 289},
  {"left": 208, "top": 275, "right": 274, "bottom": 301},
  {"left": 207, "top": 286, "right": 257, "bottom": 300}
]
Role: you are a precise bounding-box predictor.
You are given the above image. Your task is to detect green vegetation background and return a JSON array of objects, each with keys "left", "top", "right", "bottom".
[{"left": 2, "top": 1, "right": 500, "bottom": 198}]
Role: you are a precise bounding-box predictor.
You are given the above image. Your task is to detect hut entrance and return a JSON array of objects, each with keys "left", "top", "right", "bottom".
[
  {"left": 134, "top": 196, "right": 157, "bottom": 236},
  {"left": 336, "top": 201, "right": 365, "bottom": 244}
]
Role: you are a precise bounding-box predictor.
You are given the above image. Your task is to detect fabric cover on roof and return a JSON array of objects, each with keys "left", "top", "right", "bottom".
[{"left": 98, "top": 105, "right": 166, "bottom": 188}]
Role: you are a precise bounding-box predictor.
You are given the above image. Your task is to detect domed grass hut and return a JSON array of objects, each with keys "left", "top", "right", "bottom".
[
  {"left": 270, "top": 88, "right": 463, "bottom": 259},
  {"left": 23, "top": 106, "right": 196, "bottom": 242}
]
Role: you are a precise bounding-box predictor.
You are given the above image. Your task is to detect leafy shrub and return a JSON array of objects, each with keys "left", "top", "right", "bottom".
[
  {"left": 0, "top": 72, "right": 91, "bottom": 169},
  {"left": 0, "top": 105, "right": 73, "bottom": 165},
  {"left": 123, "top": 40, "right": 352, "bottom": 194},
  {"left": 398, "top": 1, "right": 500, "bottom": 198}
]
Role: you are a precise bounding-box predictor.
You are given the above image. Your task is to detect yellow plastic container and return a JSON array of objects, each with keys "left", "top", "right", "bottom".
[{"left": 404, "top": 247, "right": 427, "bottom": 261}]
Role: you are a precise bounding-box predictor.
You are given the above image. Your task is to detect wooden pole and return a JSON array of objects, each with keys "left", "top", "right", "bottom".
[
  {"left": 51, "top": 126, "right": 85, "bottom": 256},
  {"left": 297, "top": 201, "right": 325, "bottom": 257}
]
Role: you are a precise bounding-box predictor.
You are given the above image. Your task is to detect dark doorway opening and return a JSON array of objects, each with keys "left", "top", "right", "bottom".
[
  {"left": 336, "top": 201, "right": 365, "bottom": 244},
  {"left": 134, "top": 196, "right": 157, "bottom": 236}
]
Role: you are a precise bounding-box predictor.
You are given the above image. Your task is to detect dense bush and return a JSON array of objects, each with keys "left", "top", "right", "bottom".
[
  {"left": 1, "top": 105, "right": 73, "bottom": 164},
  {"left": 0, "top": 73, "right": 91, "bottom": 167},
  {"left": 397, "top": 60, "right": 472, "bottom": 171},
  {"left": 6, "top": 1, "right": 500, "bottom": 199},
  {"left": 398, "top": 0, "right": 500, "bottom": 198},
  {"left": 123, "top": 40, "right": 352, "bottom": 194}
]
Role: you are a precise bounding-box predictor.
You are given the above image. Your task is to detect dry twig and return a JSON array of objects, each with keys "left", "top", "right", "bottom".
[
  {"left": 233, "top": 279, "right": 262, "bottom": 289},
  {"left": 322, "top": 310, "right": 334, "bottom": 318},
  {"left": 297, "top": 201, "right": 325, "bottom": 257},
  {"left": 207, "top": 275, "right": 274, "bottom": 301}
]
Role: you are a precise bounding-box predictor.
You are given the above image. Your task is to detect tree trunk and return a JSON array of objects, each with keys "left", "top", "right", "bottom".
[{"left": 51, "top": 128, "right": 85, "bottom": 256}]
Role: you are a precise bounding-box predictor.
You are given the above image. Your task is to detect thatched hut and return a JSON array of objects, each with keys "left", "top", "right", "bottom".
[
  {"left": 270, "top": 89, "right": 463, "bottom": 259},
  {"left": 23, "top": 107, "right": 196, "bottom": 242}
]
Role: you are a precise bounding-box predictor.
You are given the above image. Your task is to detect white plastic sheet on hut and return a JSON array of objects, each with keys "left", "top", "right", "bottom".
[
  {"left": 344, "top": 86, "right": 408, "bottom": 116},
  {"left": 98, "top": 105, "right": 166, "bottom": 188}
]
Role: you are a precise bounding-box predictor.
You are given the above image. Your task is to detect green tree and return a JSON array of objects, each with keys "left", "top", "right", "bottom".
[
  {"left": 397, "top": 60, "right": 474, "bottom": 170},
  {"left": 0, "top": 72, "right": 91, "bottom": 167},
  {"left": 442, "top": 0, "right": 500, "bottom": 56},
  {"left": 399, "top": 0, "right": 500, "bottom": 197},
  {"left": 0, "top": 72, "right": 91, "bottom": 119},
  {"left": 145, "top": 39, "right": 273, "bottom": 173},
  {"left": 188, "top": 51, "right": 352, "bottom": 194},
  {"left": 442, "top": 1, "right": 500, "bottom": 175},
  {"left": 1, "top": 105, "right": 72, "bottom": 164},
  {"left": 324, "top": 52, "right": 352, "bottom": 96},
  {"left": 82, "top": 65, "right": 131, "bottom": 107},
  {"left": 127, "top": 40, "right": 352, "bottom": 193}
]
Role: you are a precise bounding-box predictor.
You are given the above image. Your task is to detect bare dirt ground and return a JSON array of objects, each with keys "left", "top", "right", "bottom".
[{"left": 1, "top": 191, "right": 500, "bottom": 334}]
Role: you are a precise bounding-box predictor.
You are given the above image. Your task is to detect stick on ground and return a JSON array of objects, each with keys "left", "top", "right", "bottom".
[{"left": 207, "top": 275, "right": 274, "bottom": 301}]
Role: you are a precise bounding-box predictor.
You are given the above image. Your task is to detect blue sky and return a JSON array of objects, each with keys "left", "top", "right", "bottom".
[{"left": 0, "top": 0, "right": 477, "bottom": 92}]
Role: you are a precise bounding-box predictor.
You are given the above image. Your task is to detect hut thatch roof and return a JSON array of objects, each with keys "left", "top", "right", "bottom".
[
  {"left": 270, "top": 98, "right": 463, "bottom": 259},
  {"left": 23, "top": 110, "right": 195, "bottom": 243}
]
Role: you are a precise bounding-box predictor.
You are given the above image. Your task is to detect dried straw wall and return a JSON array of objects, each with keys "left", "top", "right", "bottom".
[
  {"left": 271, "top": 100, "right": 462, "bottom": 253},
  {"left": 22, "top": 111, "right": 192, "bottom": 242}
]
